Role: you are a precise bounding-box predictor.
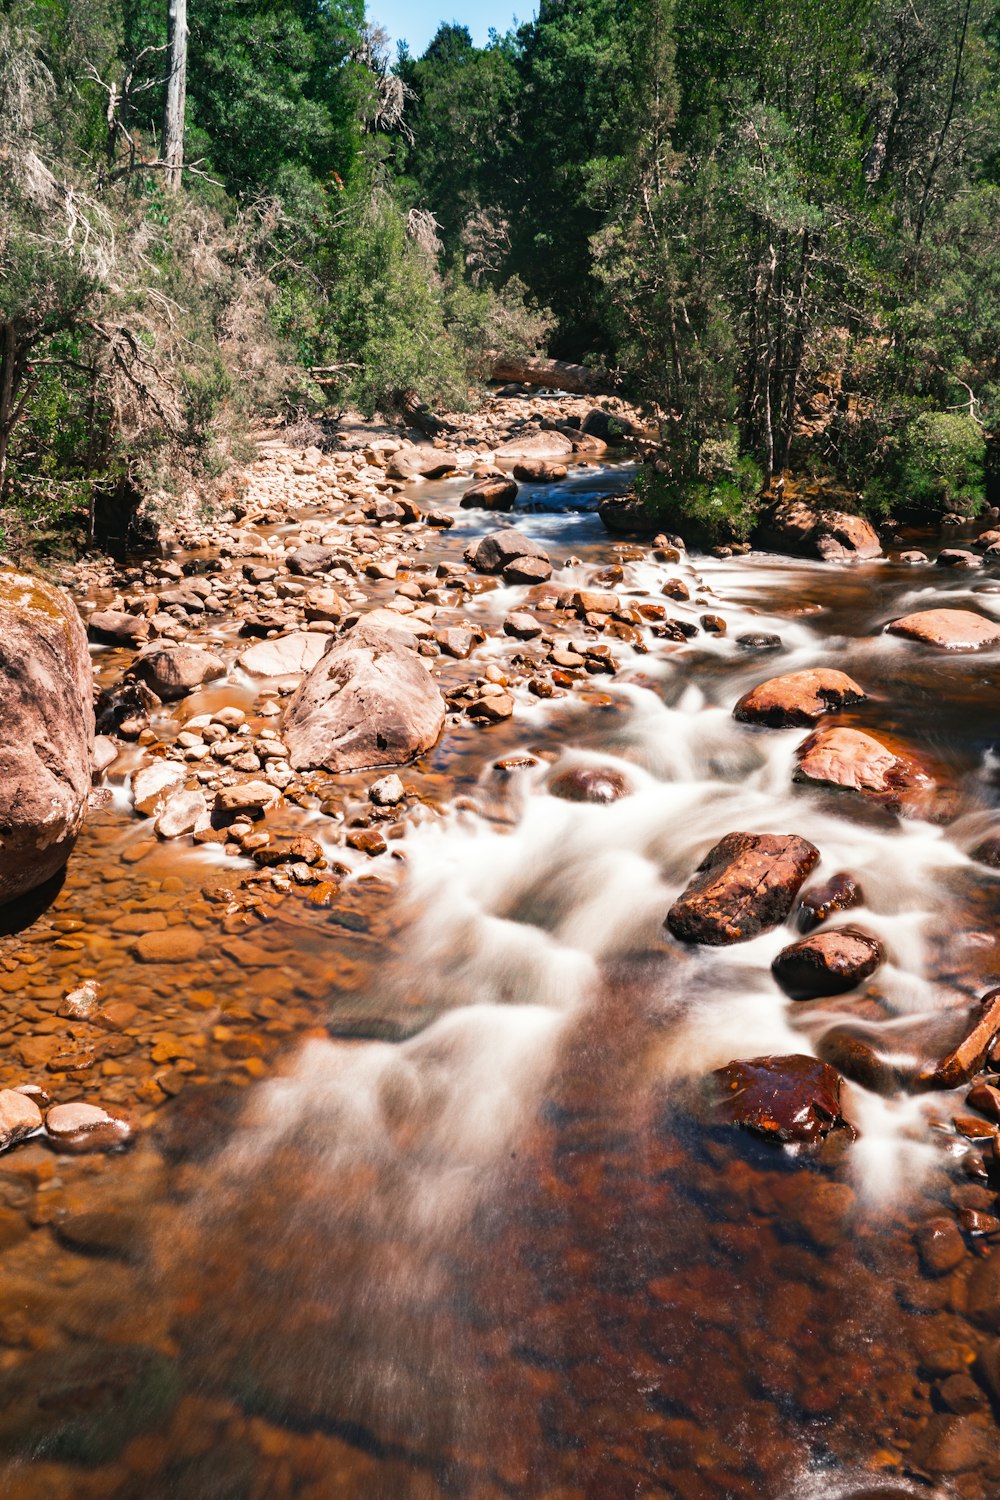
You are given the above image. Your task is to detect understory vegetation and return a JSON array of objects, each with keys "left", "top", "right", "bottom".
[{"left": 0, "top": 0, "right": 997, "bottom": 555}]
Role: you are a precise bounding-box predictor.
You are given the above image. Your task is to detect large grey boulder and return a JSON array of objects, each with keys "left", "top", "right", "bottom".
[
  {"left": 0, "top": 569, "right": 95, "bottom": 905},
  {"left": 284, "top": 622, "right": 445, "bottom": 773}
]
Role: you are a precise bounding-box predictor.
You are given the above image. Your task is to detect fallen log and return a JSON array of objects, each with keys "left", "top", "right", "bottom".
[{"left": 488, "top": 354, "right": 618, "bottom": 397}]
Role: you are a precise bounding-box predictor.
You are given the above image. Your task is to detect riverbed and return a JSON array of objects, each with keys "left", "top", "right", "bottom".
[{"left": 0, "top": 434, "right": 998, "bottom": 1500}]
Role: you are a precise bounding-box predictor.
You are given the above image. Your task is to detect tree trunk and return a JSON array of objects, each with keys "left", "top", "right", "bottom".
[
  {"left": 0, "top": 323, "right": 17, "bottom": 502},
  {"left": 487, "top": 354, "right": 617, "bottom": 397},
  {"left": 163, "top": 0, "right": 188, "bottom": 191}
]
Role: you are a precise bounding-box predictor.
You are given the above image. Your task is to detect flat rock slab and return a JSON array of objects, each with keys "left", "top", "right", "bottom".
[
  {"left": 794, "top": 726, "right": 939, "bottom": 817},
  {"left": 772, "top": 927, "right": 883, "bottom": 1000},
  {"left": 284, "top": 621, "right": 445, "bottom": 773},
  {"left": 237, "top": 632, "right": 329, "bottom": 677},
  {"left": 711, "top": 1053, "right": 846, "bottom": 1146},
  {"left": 667, "top": 831, "right": 819, "bottom": 945},
  {"left": 886, "top": 608, "right": 1000, "bottom": 650},
  {"left": 734, "top": 669, "right": 866, "bottom": 728}
]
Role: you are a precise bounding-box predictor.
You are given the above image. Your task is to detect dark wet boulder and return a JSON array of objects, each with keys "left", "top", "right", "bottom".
[
  {"left": 503, "top": 554, "right": 553, "bottom": 585},
  {"left": 796, "top": 872, "right": 864, "bottom": 932},
  {"left": 819, "top": 992, "right": 1000, "bottom": 1095},
  {"left": 886, "top": 608, "right": 1000, "bottom": 651},
  {"left": 753, "top": 497, "right": 882, "bottom": 562},
  {"left": 582, "top": 408, "right": 636, "bottom": 441},
  {"left": 597, "top": 494, "right": 652, "bottom": 536},
  {"left": 971, "top": 834, "right": 1000, "bottom": 868},
  {"left": 548, "top": 765, "right": 633, "bottom": 804},
  {"left": 666, "top": 831, "right": 820, "bottom": 945},
  {"left": 283, "top": 621, "right": 445, "bottom": 773},
  {"left": 465, "top": 529, "right": 551, "bottom": 576},
  {"left": 734, "top": 668, "right": 866, "bottom": 728},
  {"left": 918, "top": 988, "right": 1000, "bottom": 1090},
  {"left": 0, "top": 569, "right": 95, "bottom": 907},
  {"left": 460, "top": 477, "right": 518, "bottom": 511},
  {"left": 711, "top": 1053, "right": 846, "bottom": 1146},
  {"left": 772, "top": 927, "right": 883, "bottom": 1000},
  {"left": 936, "top": 549, "right": 980, "bottom": 569}
]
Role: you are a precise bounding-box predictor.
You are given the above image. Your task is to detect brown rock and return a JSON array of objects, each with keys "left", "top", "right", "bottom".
[
  {"left": 468, "top": 692, "right": 514, "bottom": 722},
  {"left": 346, "top": 827, "right": 388, "bottom": 856},
  {"left": 286, "top": 544, "right": 338, "bottom": 576},
  {"left": 44, "top": 1101, "right": 134, "bottom": 1153},
  {"left": 494, "top": 430, "right": 574, "bottom": 462},
  {"left": 667, "top": 831, "right": 819, "bottom": 945},
  {"left": 129, "top": 644, "right": 225, "bottom": 700},
  {"left": 796, "top": 871, "right": 864, "bottom": 931},
  {"left": 0, "top": 1090, "right": 43, "bottom": 1150},
  {"left": 284, "top": 622, "right": 445, "bottom": 772},
  {"left": 771, "top": 927, "right": 882, "bottom": 1000},
  {"left": 915, "top": 1217, "right": 967, "bottom": 1276},
  {"left": 87, "top": 609, "right": 149, "bottom": 646},
  {"left": 819, "top": 1009, "right": 989, "bottom": 1097},
  {"left": 711, "top": 1053, "right": 845, "bottom": 1146},
  {"left": 967, "top": 1082, "right": 1000, "bottom": 1122},
  {"left": 215, "top": 781, "right": 280, "bottom": 815},
  {"left": 387, "top": 447, "right": 464, "bottom": 480},
  {"left": 238, "top": 632, "right": 328, "bottom": 677},
  {"left": 434, "top": 627, "right": 480, "bottom": 660},
  {"left": 794, "top": 725, "right": 938, "bottom": 815},
  {"left": 548, "top": 765, "right": 633, "bottom": 803},
  {"left": 967, "top": 1252, "right": 1000, "bottom": 1330},
  {"left": 465, "top": 530, "right": 551, "bottom": 576},
  {"left": 512, "top": 460, "right": 567, "bottom": 482},
  {"left": 131, "top": 928, "right": 203, "bottom": 963},
  {"left": 754, "top": 498, "right": 882, "bottom": 561},
  {"left": 0, "top": 570, "right": 95, "bottom": 906},
  {"left": 907, "top": 1414, "right": 997, "bottom": 1474},
  {"left": 504, "top": 612, "right": 542, "bottom": 640},
  {"left": 734, "top": 669, "right": 866, "bottom": 728},
  {"left": 919, "top": 988, "right": 1000, "bottom": 1090},
  {"left": 503, "top": 555, "right": 553, "bottom": 585},
  {"left": 131, "top": 761, "right": 187, "bottom": 817},
  {"left": 460, "top": 477, "right": 518, "bottom": 511},
  {"left": 886, "top": 608, "right": 1000, "bottom": 651}
]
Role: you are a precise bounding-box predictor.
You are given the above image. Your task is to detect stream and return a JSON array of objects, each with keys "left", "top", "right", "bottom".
[{"left": 0, "top": 447, "right": 998, "bottom": 1500}]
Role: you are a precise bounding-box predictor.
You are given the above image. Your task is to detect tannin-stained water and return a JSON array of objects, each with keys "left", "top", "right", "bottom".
[{"left": 0, "top": 466, "right": 997, "bottom": 1500}]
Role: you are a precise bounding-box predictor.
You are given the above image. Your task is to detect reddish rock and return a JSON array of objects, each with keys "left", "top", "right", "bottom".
[
  {"left": 286, "top": 544, "right": 338, "bottom": 576},
  {"left": 734, "top": 668, "right": 866, "bottom": 728},
  {"left": 0, "top": 1089, "right": 43, "bottom": 1150},
  {"left": 503, "top": 612, "right": 542, "bottom": 640},
  {"left": 0, "top": 570, "right": 95, "bottom": 905},
  {"left": 772, "top": 927, "right": 882, "bottom": 1000},
  {"left": 548, "top": 765, "right": 633, "bottom": 804},
  {"left": 87, "top": 609, "right": 149, "bottom": 646},
  {"left": 918, "top": 988, "right": 1000, "bottom": 1090},
  {"left": 819, "top": 1007, "right": 994, "bottom": 1097},
  {"left": 967, "top": 1082, "right": 1000, "bottom": 1122},
  {"left": 907, "top": 1414, "right": 997, "bottom": 1474},
  {"left": 936, "top": 548, "right": 980, "bottom": 568},
  {"left": 504, "top": 555, "right": 553, "bottom": 585},
  {"left": 387, "top": 447, "right": 463, "bottom": 480},
  {"left": 512, "top": 460, "right": 567, "bottom": 482},
  {"left": 886, "top": 608, "right": 1000, "bottom": 650},
  {"left": 796, "top": 871, "right": 864, "bottom": 931},
  {"left": 284, "top": 622, "right": 445, "bottom": 773},
  {"left": 667, "top": 831, "right": 819, "bottom": 945},
  {"left": 711, "top": 1053, "right": 846, "bottom": 1146},
  {"left": 434, "top": 627, "right": 480, "bottom": 660},
  {"left": 794, "top": 725, "right": 938, "bottom": 816},
  {"left": 967, "top": 1252, "right": 1000, "bottom": 1330}
]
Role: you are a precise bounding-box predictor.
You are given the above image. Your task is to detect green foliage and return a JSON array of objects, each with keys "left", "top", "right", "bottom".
[
  {"left": 635, "top": 435, "right": 762, "bottom": 542},
  {"left": 898, "top": 412, "right": 987, "bottom": 515}
]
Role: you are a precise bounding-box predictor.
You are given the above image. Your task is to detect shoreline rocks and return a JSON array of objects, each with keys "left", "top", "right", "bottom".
[{"left": 0, "top": 569, "right": 95, "bottom": 907}]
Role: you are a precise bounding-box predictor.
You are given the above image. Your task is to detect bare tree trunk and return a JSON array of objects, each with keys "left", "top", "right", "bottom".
[
  {"left": 163, "top": 0, "right": 188, "bottom": 191},
  {"left": 488, "top": 354, "right": 616, "bottom": 396}
]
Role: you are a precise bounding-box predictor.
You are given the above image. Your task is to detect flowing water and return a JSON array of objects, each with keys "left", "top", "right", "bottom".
[{"left": 0, "top": 460, "right": 998, "bottom": 1499}]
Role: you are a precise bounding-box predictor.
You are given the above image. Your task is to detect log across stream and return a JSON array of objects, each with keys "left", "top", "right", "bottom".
[{"left": 0, "top": 420, "right": 998, "bottom": 1499}]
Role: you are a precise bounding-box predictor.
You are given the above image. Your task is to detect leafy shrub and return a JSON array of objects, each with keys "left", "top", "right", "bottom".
[
  {"left": 635, "top": 438, "right": 762, "bottom": 544},
  {"left": 898, "top": 411, "right": 986, "bottom": 515}
]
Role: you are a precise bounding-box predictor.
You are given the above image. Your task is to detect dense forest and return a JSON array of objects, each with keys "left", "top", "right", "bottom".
[{"left": 1, "top": 0, "right": 998, "bottom": 554}]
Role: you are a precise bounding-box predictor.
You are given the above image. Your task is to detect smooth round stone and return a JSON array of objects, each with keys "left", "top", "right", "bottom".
[
  {"left": 548, "top": 765, "right": 633, "bottom": 804},
  {"left": 45, "top": 1102, "right": 134, "bottom": 1153}
]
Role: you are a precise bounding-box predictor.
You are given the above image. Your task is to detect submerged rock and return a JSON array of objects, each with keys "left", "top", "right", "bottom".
[
  {"left": 0, "top": 569, "right": 95, "bottom": 906},
  {"left": 548, "top": 765, "right": 633, "bottom": 803},
  {"left": 283, "top": 621, "right": 445, "bottom": 773},
  {"left": 772, "top": 927, "right": 883, "bottom": 1000},
  {"left": 667, "top": 831, "right": 819, "bottom": 945},
  {"left": 711, "top": 1053, "right": 847, "bottom": 1145},
  {"left": 734, "top": 668, "right": 866, "bottom": 728},
  {"left": 886, "top": 608, "right": 1000, "bottom": 651}
]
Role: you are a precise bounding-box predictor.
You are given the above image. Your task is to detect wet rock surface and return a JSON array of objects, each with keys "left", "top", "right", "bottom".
[
  {"left": 734, "top": 667, "right": 866, "bottom": 727},
  {"left": 772, "top": 926, "right": 883, "bottom": 999},
  {"left": 887, "top": 608, "right": 1000, "bottom": 650},
  {"left": 667, "top": 832, "right": 820, "bottom": 945},
  {"left": 711, "top": 1053, "right": 847, "bottom": 1144}
]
